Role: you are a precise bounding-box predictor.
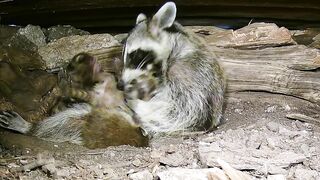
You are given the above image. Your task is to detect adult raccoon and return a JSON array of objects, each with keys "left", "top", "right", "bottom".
[{"left": 121, "top": 2, "right": 226, "bottom": 135}]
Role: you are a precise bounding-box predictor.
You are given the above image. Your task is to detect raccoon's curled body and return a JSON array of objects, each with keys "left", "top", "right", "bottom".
[{"left": 122, "top": 2, "right": 226, "bottom": 135}]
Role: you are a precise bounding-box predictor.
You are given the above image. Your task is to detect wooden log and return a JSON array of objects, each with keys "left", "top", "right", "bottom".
[
  {"left": 188, "top": 23, "right": 320, "bottom": 105},
  {"left": 215, "top": 45, "right": 320, "bottom": 105},
  {"left": 189, "top": 23, "right": 297, "bottom": 49}
]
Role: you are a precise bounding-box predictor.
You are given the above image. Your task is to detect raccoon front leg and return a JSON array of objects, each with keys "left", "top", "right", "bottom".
[
  {"left": 123, "top": 73, "right": 159, "bottom": 101},
  {"left": 0, "top": 111, "right": 32, "bottom": 134}
]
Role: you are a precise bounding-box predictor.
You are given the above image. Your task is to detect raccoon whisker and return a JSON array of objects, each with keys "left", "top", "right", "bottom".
[
  {"left": 137, "top": 59, "right": 147, "bottom": 69},
  {"left": 137, "top": 54, "right": 151, "bottom": 69}
]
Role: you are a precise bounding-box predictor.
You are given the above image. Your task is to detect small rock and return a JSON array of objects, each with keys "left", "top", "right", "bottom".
[
  {"left": 42, "top": 163, "right": 56, "bottom": 176},
  {"left": 284, "top": 104, "right": 291, "bottom": 111},
  {"left": 279, "top": 127, "right": 302, "bottom": 138},
  {"left": 160, "top": 152, "right": 188, "bottom": 167},
  {"left": 266, "top": 121, "right": 280, "bottom": 132},
  {"left": 268, "top": 166, "right": 287, "bottom": 175},
  {"left": 103, "top": 168, "right": 117, "bottom": 179},
  {"left": 294, "top": 168, "right": 319, "bottom": 180},
  {"left": 158, "top": 168, "right": 228, "bottom": 180},
  {"left": 127, "top": 169, "right": 135, "bottom": 174},
  {"left": 272, "top": 151, "right": 306, "bottom": 168},
  {"left": 294, "top": 120, "right": 305, "bottom": 130},
  {"left": 166, "top": 144, "right": 176, "bottom": 154},
  {"left": 128, "top": 170, "right": 153, "bottom": 180},
  {"left": 266, "top": 138, "right": 276, "bottom": 149},
  {"left": 38, "top": 33, "right": 120, "bottom": 68},
  {"left": 7, "top": 163, "right": 20, "bottom": 168},
  {"left": 56, "top": 168, "right": 70, "bottom": 178},
  {"left": 234, "top": 108, "right": 242, "bottom": 114},
  {"left": 45, "top": 25, "right": 90, "bottom": 42},
  {"left": 266, "top": 105, "right": 277, "bottom": 113},
  {"left": 132, "top": 159, "right": 142, "bottom": 167},
  {"left": 18, "top": 24, "right": 46, "bottom": 48},
  {"left": 267, "top": 174, "right": 286, "bottom": 180},
  {"left": 300, "top": 144, "right": 309, "bottom": 155},
  {"left": 19, "top": 159, "right": 28, "bottom": 165},
  {"left": 150, "top": 150, "right": 164, "bottom": 159}
]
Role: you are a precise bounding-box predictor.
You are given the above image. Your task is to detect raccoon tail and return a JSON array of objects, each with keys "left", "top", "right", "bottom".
[{"left": 34, "top": 103, "right": 91, "bottom": 144}]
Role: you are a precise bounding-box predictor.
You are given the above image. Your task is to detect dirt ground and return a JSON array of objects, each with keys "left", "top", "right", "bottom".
[{"left": 0, "top": 91, "right": 319, "bottom": 179}]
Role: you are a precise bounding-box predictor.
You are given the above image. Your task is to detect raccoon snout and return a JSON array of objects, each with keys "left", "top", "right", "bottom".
[{"left": 117, "top": 80, "right": 125, "bottom": 91}]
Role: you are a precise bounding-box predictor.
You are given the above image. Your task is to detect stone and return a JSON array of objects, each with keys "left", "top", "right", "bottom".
[
  {"left": 56, "top": 168, "right": 70, "bottom": 178},
  {"left": 160, "top": 152, "right": 188, "bottom": 167},
  {"left": 267, "top": 174, "right": 286, "bottom": 180},
  {"left": 265, "top": 105, "right": 277, "bottom": 113},
  {"left": 157, "top": 168, "right": 228, "bottom": 180},
  {"left": 272, "top": 151, "right": 306, "bottom": 168},
  {"left": 44, "top": 25, "right": 90, "bottom": 42},
  {"left": 18, "top": 24, "right": 46, "bottom": 48},
  {"left": 38, "top": 33, "right": 120, "bottom": 68},
  {"left": 42, "top": 163, "right": 56, "bottom": 175},
  {"left": 132, "top": 159, "right": 142, "bottom": 167},
  {"left": 294, "top": 168, "right": 319, "bottom": 180},
  {"left": 129, "top": 170, "right": 153, "bottom": 180},
  {"left": 266, "top": 121, "right": 280, "bottom": 132}
]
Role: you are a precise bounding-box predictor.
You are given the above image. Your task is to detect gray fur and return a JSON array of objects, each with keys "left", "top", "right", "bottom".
[
  {"left": 34, "top": 103, "right": 91, "bottom": 144},
  {"left": 122, "top": 2, "right": 226, "bottom": 135}
]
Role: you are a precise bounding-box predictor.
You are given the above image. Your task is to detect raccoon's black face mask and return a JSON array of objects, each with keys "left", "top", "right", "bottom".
[{"left": 125, "top": 48, "right": 162, "bottom": 78}]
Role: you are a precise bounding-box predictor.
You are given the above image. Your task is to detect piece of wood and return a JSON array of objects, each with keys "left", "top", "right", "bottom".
[
  {"left": 188, "top": 23, "right": 320, "bottom": 105},
  {"left": 189, "top": 23, "right": 296, "bottom": 49},
  {"left": 286, "top": 113, "right": 320, "bottom": 125},
  {"left": 214, "top": 45, "right": 320, "bottom": 105}
]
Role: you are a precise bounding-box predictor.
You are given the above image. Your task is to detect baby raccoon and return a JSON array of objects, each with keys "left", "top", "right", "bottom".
[
  {"left": 0, "top": 54, "right": 148, "bottom": 148},
  {"left": 121, "top": 2, "right": 226, "bottom": 135}
]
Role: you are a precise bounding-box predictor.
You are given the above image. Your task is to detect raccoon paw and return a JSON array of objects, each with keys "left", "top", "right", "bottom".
[
  {"left": 0, "top": 111, "right": 32, "bottom": 134},
  {"left": 125, "top": 76, "right": 158, "bottom": 101}
]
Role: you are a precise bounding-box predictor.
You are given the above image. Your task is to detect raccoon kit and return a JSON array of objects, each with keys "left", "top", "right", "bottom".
[
  {"left": 0, "top": 53, "right": 148, "bottom": 148},
  {"left": 122, "top": 2, "right": 226, "bottom": 135}
]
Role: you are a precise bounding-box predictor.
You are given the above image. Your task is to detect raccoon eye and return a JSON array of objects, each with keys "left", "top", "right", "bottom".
[{"left": 127, "top": 49, "right": 155, "bottom": 69}]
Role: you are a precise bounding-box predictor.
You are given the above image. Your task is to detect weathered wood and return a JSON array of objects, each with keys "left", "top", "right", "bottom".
[
  {"left": 188, "top": 23, "right": 320, "bottom": 105},
  {"left": 286, "top": 113, "right": 320, "bottom": 125},
  {"left": 189, "top": 23, "right": 296, "bottom": 49},
  {"left": 215, "top": 45, "right": 320, "bottom": 105}
]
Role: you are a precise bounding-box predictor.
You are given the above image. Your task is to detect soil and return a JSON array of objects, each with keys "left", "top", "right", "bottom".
[{"left": 1, "top": 91, "right": 319, "bottom": 179}]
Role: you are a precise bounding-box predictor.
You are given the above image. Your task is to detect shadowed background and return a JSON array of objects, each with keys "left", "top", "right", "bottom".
[{"left": 0, "top": 0, "right": 320, "bottom": 33}]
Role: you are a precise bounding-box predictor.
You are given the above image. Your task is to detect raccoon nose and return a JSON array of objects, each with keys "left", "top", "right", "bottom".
[{"left": 117, "top": 80, "right": 125, "bottom": 91}]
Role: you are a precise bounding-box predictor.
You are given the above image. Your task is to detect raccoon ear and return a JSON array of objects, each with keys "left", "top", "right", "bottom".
[
  {"left": 150, "top": 2, "right": 177, "bottom": 35},
  {"left": 136, "top": 13, "right": 147, "bottom": 24}
]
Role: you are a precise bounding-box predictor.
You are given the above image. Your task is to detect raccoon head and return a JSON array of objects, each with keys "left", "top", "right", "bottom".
[
  {"left": 124, "top": 2, "right": 177, "bottom": 67},
  {"left": 121, "top": 2, "right": 177, "bottom": 100}
]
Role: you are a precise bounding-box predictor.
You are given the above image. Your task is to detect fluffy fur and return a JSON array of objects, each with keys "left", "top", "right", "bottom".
[{"left": 122, "top": 2, "right": 226, "bottom": 135}]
